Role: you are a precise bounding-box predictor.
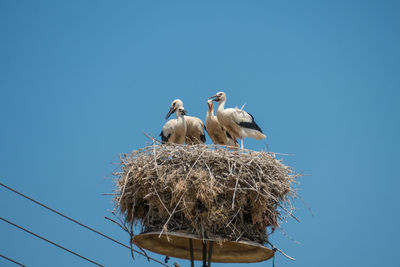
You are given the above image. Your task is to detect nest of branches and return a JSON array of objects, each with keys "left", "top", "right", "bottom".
[{"left": 113, "top": 142, "right": 299, "bottom": 244}]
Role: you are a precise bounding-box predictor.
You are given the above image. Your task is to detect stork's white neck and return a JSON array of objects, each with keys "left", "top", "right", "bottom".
[
  {"left": 207, "top": 105, "right": 214, "bottom": 118},
  {"left": 217, "top": 97, "right": 226, "bottom": 112},
  {"left": 176, "top": 110, "right": 185, "bottom": 121}
]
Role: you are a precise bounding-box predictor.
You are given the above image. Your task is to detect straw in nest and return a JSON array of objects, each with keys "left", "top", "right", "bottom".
[{"left": 114, "top": 142, "right": 299, "bottom": 244}]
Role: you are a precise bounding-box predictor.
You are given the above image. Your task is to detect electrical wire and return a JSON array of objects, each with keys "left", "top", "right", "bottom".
[
  {"left": 0, "top": 182, "right": 170, "bottom": 267},
  {"left": 0, "top": 253, "right": 26, "bottom": 267},
  {"left": 0, "top": 216, "right": 103, "bottom": 267}
]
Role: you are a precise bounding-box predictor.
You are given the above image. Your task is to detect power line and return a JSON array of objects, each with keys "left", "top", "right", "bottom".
[
  {"left": 0, "top": 253, "right": 26, "bottom": 267},
  {"left": 0, "top": 216, "right": 104, "bottom": 267},
  {"left": 0, "top": 182, "right": 170, "bottom": 267}
]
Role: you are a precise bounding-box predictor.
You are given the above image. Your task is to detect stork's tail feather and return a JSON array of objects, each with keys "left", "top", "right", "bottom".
[{"left": 255, "top": 132, "right": 266, "bottom": 140}]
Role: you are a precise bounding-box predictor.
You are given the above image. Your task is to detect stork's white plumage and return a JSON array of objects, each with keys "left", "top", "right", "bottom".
[
  {"left": 205, "top": 100, "right": 238, "bottom": 147},
  {"left": 209, "top": 92, "right": 266, "bottom": 149},
  {"left": 160, "top": 107, "right": 187, "bottom": 144},
  {"left": 166, "top": 99, "right": 206, "bottom": 145}
]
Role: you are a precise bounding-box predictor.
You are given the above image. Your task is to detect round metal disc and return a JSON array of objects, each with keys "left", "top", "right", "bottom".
[{"left": 132, "top": 231, "right": 274, "bottom": 263}]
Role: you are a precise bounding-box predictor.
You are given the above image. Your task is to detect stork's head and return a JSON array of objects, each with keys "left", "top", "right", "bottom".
[
  {"left": 209, "top": 92, "right": 226, "bottom": 102},
  {"left": 207, "top": 99, "right": 214, "bottom": 110},
  {"left": 165, "top": 99, "right": 184, "bottom": 120},
  {"left": 177, "top": 107, "right": 186, "bottom": 116}
]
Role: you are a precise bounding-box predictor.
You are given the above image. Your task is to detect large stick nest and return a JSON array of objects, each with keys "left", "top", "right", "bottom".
[{"left": 114, "top": 143, "right": 299, "bottom": 244}]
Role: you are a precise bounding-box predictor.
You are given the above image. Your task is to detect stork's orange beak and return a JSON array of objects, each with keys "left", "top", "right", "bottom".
[{"left": 165, "top": 106, "right": 176, "bottom": 120}]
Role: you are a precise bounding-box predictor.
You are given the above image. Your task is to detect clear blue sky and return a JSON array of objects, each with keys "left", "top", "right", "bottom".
[{"left": 1, "top": 1, "right": 399, "bottom": 266}]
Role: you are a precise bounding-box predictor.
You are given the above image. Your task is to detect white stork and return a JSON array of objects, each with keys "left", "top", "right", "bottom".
[
  {"left": 209, "top": 92, "right": 266, "bottom": 149},
  {"left": 166, "top": 99, "right": 206, "bottom": 145},
  {"left": 160, "top": 107, "right": 187, "bottom": 144},
  {"left": 205, "top": 100, "right": 238, "bottom": 147}
]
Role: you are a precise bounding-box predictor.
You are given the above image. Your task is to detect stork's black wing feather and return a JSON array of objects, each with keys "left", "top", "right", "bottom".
[
  {"left": 200, "top": 133, "right": 206, "bottom": 143},
  {"left": 160, "top": 131, "right": 170, "bottom": 144},
  {"left": 237, "top": 112, "right": 263, "bottom": 133},
  {"left": 225, "top": 130, "right": 233, "bottom": 139}
]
